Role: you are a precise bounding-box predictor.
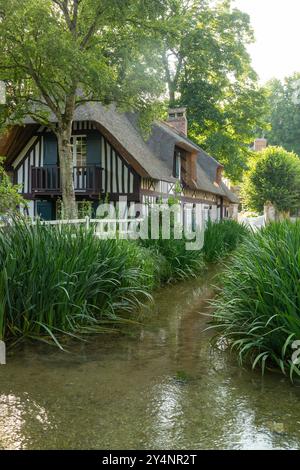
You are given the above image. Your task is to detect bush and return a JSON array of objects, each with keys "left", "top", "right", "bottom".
[
  {"left": 0, "top": 219, "right": 155, "bottom": 346},
  {"left": 0, "top": 158, "right": 25, "bottom": 215},
  {"left": 212, "top": 220, "right": 300, "bottom": 381},
  {"left": 203, "top": 219, "right": 249, "bottom": 262},
  {"left": 241, "top": 146, "right": 300, "bottom": 214}
]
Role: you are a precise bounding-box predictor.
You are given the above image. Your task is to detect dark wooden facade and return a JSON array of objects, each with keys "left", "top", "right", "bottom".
[{"left": 11, "top": 121, "right": 142, "bottom": 218}]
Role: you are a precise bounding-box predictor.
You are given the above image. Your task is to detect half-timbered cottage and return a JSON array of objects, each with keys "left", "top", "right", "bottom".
[{"left": 0, "top": 103, "right": 238, "bottom": 221}]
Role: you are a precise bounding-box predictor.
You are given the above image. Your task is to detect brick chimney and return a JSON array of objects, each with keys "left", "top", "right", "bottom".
[
  {"left": 167, "top": 107, "right": 187, "bottom": 136},
  {"left": 253, "top": 138, "right": 267, "bottom": 152}
]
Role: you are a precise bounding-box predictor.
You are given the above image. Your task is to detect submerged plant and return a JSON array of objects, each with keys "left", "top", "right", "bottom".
[{"left": 211, "top": 220, "right": 300, "bottom": 381}]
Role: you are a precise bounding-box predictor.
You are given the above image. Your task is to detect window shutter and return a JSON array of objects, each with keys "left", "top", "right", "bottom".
[
  {"left": 43, "top": 133, "right": 58, "bottom": 166},
  {"left": 87, "top": 130, "right": 101, "bottom": 165}
]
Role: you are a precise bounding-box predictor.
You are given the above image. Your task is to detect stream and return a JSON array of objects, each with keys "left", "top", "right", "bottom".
[{"left": 1, "top": 270, "right": 300, "bottom": 449}]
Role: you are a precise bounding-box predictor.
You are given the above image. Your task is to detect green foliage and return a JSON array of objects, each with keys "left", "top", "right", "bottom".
[
  {"left": 187, "top": 79, "right": 268, "bottom": 182},
  {"left": 140, "top": 208, "right": 205, "bottom": 283},
  {"left": 0, "top": 0, "right": 169, "bottom": 216},
  {"left": 212, "top": 221, "right": 300, "bottom": 381},
  {"left": 140, "top": 218, "right": 248, "bottom": 281},
  {"left": 241, "top": 146, "right": 300, "bottom": 213},
  {"left": 266, "top": 74, "right": 300, "bottom": 156},
  {"left": 0, "top": 158, "right": 25, "bottom": 214},
  {"left": 160, "top": 0, "right": 268, "bottom": 181},
  {"left": 0, "top": 219, "right": 155, "bottom": 345},
  {"left": 202, "top": 219, "right": 249, "bottom": 262},
  {"left": 141, "top": 236, "right": 205, "bottom": 284},
  {"left": 0, "top": 0, "right": 167, "bottom": 126},
  {"left": 78, "top": 200, "right": 92, "bottom": 218},
  {"left": 0, "top": 0, "right": 270, "bottom": 186},
  {"left": 0, "top": 214, "right": 247, "bottom": 347}
]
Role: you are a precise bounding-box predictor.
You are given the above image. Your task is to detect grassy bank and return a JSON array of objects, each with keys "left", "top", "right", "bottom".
[
  {"left": 0, "top": 220, "right": 156, "bottom": 347},
  {"left": 212, "top": 221, "right": 300, "bottom": 381},
  {"left": 202, "top": 219, "right": 249, "bottom": 262},
  {"left": 0, "top": 218, "right": 245, "bottom": 347},
  {"left": 140, "top": 218, "right": 246, "bottom": 282}
]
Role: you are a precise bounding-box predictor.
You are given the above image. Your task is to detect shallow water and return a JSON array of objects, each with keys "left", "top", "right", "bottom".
[{"left": 1, "top": 271, "right": 300, "bottom": 450}]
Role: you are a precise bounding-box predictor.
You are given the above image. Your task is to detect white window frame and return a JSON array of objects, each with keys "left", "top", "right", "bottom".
[{"left": 71, "top": 135, "right": 87, "bottom": 167}]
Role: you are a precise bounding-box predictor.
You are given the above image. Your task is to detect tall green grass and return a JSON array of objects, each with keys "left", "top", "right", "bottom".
[
  {"left": 203, "top": 219, "right": 249, "bottom": 262},
  {"left": 140, "top": 237, "right": 205, "bottom": 283},
  {"left": 0, "top": 216, "right": 247, "bottom": 348},
  {"left": 212, "top": 220, "right": 300, "bottom": 381},
  {"left": 0, "top": 220, "right": 154, "bottom": 347},
  {"left": 141, "top": 218, "right": 247, "bottom": 282}
]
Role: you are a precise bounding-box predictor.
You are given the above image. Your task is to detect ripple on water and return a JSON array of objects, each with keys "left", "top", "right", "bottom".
[{"left": 1, "top": 272, "right": 300, "bottom": 449}]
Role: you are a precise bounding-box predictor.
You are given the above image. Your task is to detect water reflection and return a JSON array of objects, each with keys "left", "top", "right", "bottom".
[
  {"left": 148, "top": 383, "right": 185, "bottom": 449},
  {"left": 0, "top": 393, "right": 52, "bottom": 449},
  {"left": 1, "top": 271, "right": 300, "bottom": 449}
]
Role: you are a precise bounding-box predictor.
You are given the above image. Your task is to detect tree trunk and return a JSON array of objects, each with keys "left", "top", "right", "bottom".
[
  {"left": 57, "top": 126, "right": 78, "bottom": 219},
  {"left": 264, "top": 202, "right": 276, "bottom": 224},
  {"left": 169, "top": 85, "right": 176, "bottom": 106}
]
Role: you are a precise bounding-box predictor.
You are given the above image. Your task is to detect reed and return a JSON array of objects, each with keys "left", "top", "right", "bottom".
[
  {"left": 211, "top": 220, "right": 300, "bottom": 381},
  {"left": 0, "top": 216, "right": 248, "bottom": 348},
  {"left": 203, "top": 219, "right": 249, "bottom": 262},
  {"left": 0, "top": 219, "right": 154, "bottom": 347},
  {"left": 140, "top": 237, "right": 205, "bottom": 283}
]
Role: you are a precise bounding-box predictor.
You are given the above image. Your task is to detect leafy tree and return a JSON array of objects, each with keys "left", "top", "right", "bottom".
[
  {"left": 0, "top": 0, "right": 168, "bottom": 217},
  {"left": 0, "top": 158, "right": 25, "bottom": 214},
  {"left": 266, "top": 74, "right": 300, "bottom": 156},
  {"left": 160, "top": 0, "right": 268, "bottom": 181},
  {"left": 241, "top": 146, "right": 300, "bottom": 214}
]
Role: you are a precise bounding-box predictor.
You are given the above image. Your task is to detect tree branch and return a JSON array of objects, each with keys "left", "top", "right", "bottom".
[
  {"left": 80, "top": 6, "right": 105, "bottom": 50},
  {"left": 51, "top": 0, "right": 74, "bottom": 33},
  {"left": 72, "top": 0, "right": 80, "bottom": 30},
  {"left": 27, "top": 59, "right": 61, "bottom": 119},
  {"left": 162, "top": 49, "right": 173, "bottom": 88},
  {"left": 27, "top": 111, "right": 57, "bottom": 131},
  {"left": 173, "top": 54, "right": 183, "bottom": 88}
]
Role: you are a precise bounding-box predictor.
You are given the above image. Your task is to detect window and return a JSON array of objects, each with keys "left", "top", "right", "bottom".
[
  {"left": 173, "top": 148, "right": 181, "bottom": 179},
  {"left": 71, "top": 135, "right": 87, "bottom": 167}
]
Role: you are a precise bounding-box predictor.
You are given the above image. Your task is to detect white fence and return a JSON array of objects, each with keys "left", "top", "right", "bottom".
[
  {"left": 33, "top": 216, "right": 144, "bottom": 238},
  {"left": 238, "top": 214, "right": 265, "bottom": 231}
]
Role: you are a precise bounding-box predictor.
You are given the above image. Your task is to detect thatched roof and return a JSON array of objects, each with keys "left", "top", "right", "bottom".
[
  {"left": 0, "top": 102, "right": 238, "bottom": 203},
  {"left": 21, "top": 102, "right": 177, "bottom": 182},
  {"left": 146, "top": 120, "right": 238, "bottom": 203}
]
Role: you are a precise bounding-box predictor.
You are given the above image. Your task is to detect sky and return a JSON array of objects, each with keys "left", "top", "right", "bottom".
[{"left": 234, "top": 0, "right": 300, "bottom": 83}]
